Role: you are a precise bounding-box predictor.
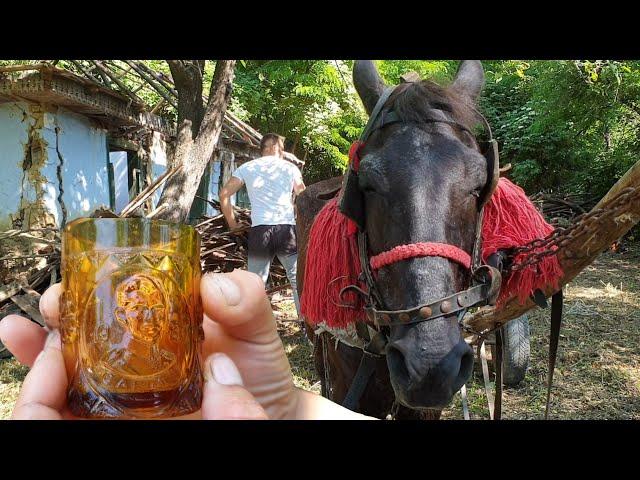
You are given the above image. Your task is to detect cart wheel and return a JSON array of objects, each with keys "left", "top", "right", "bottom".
[{"left": 501, "top": 314, "right": 530, "bottom": 387}]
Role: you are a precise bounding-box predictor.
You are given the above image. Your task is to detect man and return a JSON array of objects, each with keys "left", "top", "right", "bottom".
[{"left": 219, "top": 133, "right": 305, "bottom": 317}]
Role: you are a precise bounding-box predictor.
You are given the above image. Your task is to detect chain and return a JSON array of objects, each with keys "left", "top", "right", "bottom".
[{"left": 503, "top": 186, "right": 640, "bottom": 274}]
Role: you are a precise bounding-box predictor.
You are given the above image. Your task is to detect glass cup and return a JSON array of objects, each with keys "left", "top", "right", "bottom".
[{"left": 60, "top": 218, "right": 204, "bottom": 419}]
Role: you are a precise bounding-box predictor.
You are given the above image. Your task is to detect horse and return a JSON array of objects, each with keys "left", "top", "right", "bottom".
[{"left": 296, "top": 60, "right": 496, "bottom": 420}]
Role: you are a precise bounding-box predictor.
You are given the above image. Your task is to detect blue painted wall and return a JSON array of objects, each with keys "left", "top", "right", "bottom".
[
  {"left": 0, "top": 102, "right": 110, "bottom": 228},
  {"left": 47, "top": 107, "right": 110, "bottom": 222},
  {"left": 0, "top": 102, "right": 33, "bottom": 229}
]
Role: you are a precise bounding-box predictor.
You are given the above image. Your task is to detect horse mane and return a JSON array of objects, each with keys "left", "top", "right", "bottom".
[{"left": 384, "top": 80, "right": 481, "bottom": 135}]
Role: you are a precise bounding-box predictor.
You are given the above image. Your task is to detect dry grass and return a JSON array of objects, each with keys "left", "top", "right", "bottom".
[
  {"left": 1, "top": 246, "right": 638, "bottom": 419},
  {"left": 281, "top": 245, "right": 640, "bottom": 420},
  {"left": 443, "top": 244, "right": 640, "bottom": 419},
  {"left": 0, "top": 359, "right": 28, "bottom": 420}
]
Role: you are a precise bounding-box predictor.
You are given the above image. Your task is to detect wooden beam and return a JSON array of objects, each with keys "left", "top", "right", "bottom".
[
  {"left": 133, "top": 61, "right": 179, "bottom": 97},
  {"left": 0, "top": 282, "right": 23, "bottom": 302},
  {"left": 91, "top": 60, "right": 142, "bottom": 105},
  {"left": 68, "top": 60, "right": 104, "bottom": 87},
  {"left": 0, "top": 63, "right": 49, "bottom": 73},
  {"left": 10, "top": 291, "right": 44, "bottom": 327},
  {"left": 465, "top": 157, "right": 640, "bottom": 333},
  {"left": 120, "top": 165, "right": 181, "bottom": 217},
  {"left": 123, "top": 60, "right": 178, "bottom": 109}
]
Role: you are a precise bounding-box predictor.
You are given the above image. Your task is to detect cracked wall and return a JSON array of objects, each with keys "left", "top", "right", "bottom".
[{"left": 0, "top": 102, "right": 110, "bottom": 229}]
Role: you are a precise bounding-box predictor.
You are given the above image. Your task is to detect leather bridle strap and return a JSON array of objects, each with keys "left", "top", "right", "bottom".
[
  {"left": 477, "top": 327, "right": 503, "bottom": 420},
  {"left": 359, "top": 86, "right": 397, "bottom": 143},
  {"left": 545, "top": 290, "right": 563, "bottom": 419},
  {"left": 341, "top": 329, "right": 387, "bottom": 412},
  {"left": 364, "top": 264, "right": 501, "bottom": 328},
  {"left": 367, "top": 282, "right": 495, "bottom": 327},
  {"left": 479, "top": 341, "right": 495, "bottom": 419},
  {"left": 494, "top": 328, "right": 503, "bottom": 420}
]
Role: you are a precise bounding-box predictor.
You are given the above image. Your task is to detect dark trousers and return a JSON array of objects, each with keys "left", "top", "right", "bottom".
[{"left": 247, "top": 224, "right": 300, "bottom": 317}]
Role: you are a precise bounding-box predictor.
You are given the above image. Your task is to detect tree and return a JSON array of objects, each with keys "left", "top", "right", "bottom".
[
  {"left": 231, "top": 60, "right": 367, "bottom": 184},
  {"left": 154, "top": 60, "right": 236, "bottom": 223}
]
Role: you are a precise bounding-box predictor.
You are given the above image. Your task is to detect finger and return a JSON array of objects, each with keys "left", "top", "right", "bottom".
[
  {"left": 11, "top": 403, "right": 63, "bottom": 420},
  {"left": 201, "top": 353, "right": 268, "bottom": 420},
  {"left": 13, "top": 330, "right": 68, "bottom": 415},
  {"left": 0, "top": 314, "right": 48, "bottom": 367},
  {"left": 39, "top": 283, "right": 62, "bottom": 329},
  {"left": 201, "top": 270, "right": 278, "bottom": 343}
]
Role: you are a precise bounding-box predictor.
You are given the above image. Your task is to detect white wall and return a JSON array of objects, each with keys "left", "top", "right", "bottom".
[
  {"left": 0, "top": 102, "right": 34, "bottom": 230},
  {"left": 49, "top": 107, "right": 110, "bottom": 221},
  {"left": 0, "top": 102, "right": 110, "bottom": 228},
  {"left": 150, "top": 131, "right": 168, "bottom": 209},
  {"left": 110, "top": 151, "right": 129, "bottom": 213}
]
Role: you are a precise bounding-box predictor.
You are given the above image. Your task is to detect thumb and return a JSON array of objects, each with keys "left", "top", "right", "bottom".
[{"left": 201, "top": 353, "right": 269, "bottom": 420}]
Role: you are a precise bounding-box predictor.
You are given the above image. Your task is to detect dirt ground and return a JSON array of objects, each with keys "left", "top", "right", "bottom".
[{"left": 1, "top": 245, "right": 639, "bottom": 420}]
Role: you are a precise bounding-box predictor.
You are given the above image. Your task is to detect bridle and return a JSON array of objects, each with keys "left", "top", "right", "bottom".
[
  {"left": 337, "top": 83, "right": 502, "bottom": 333},
  {"left": 329, "top": 80, "right": 565, "bottom": 420},
  {"left": 333, "top": 82, "right": 506, "bottom": 415}
]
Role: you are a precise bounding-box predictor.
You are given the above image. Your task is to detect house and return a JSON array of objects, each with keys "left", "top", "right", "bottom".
[{"left": 0, "top": 63, "right": 303, "bottom": 230}]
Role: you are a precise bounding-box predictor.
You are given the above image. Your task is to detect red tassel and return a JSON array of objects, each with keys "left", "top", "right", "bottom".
[
  {"left": 301, "top": 177, "right": 564, "bottom": 328},
  {"left": 481, "top": 178, "right": 563, "bottom": 305},
  {"left": 300, "top": 198, "right": 365, "bottom": 328}
]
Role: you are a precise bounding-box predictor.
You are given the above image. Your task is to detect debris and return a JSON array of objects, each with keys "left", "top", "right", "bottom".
[
  {"left": 195, "top": 198, "right": 290, "bottom": 290},
  {"left": 0, "top": 199, "right": 290, "bottom": 327}
]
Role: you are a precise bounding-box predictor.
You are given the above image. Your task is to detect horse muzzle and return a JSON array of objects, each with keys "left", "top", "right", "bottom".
[{"left": 386, "top": 332, "right": 474, "bottom": 409}]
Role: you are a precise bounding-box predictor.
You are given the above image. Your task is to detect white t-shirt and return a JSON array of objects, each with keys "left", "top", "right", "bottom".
[{"left": 232, "top": 155, "right": 303, "bottom": 226}]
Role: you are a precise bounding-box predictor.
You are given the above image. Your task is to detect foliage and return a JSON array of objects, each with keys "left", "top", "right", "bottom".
[
  {"left": 480, "top": 60, "right": 640, "bottom": 198},
  {"left": 2, "top": 59, "right": 639, "bottom": 199},
  {"left": 230, "top": 60, "right": 367, "bottom": 183}
]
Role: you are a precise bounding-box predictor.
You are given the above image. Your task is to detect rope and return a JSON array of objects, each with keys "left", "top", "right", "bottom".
[{"left": 370, "top": 242, "right": 471, "bottom": 270}]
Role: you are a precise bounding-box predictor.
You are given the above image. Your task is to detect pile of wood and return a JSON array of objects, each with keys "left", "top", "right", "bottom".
[
  {"left": 0, "top": 199, "right": 290, "bottom": 349},
  {"left": 530, "top": 192, "right": 600, "bottom": 227},
  {"left": 0, "top": 228, "right": 58, "bottom": 355},
  {"left": 195, "top": 199, "right": 290, "bottom": 293}
]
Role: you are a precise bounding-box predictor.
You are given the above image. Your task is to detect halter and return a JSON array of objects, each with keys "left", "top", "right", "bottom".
[
  {"left": 333, "top": 80, "right": 564, "bottom": 420},
  {"left": 338, "top": 84, "right": 502, "bottom": 331}
]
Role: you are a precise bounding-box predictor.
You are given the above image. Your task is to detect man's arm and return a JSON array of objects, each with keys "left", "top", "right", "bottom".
[
  {"left": 293, "top": 177, "right": 306, "bottom": 196},
  {"left": 219, "top": 177, "right": 244, "bottom": 230},
  {"left": 292, "top": 165, "right": 306, "bottom": 196}
]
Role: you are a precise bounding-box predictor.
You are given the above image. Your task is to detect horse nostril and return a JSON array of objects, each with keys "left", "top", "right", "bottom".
[{"left": 386, "top": 342, "right": 414, "bottom": 383}]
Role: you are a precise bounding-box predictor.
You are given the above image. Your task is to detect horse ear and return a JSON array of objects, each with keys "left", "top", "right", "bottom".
[
  {"left": 353, "top": 60, "right": 386, "bottom": 115},
  {"left": 452, "top": 60, "right": 485, "bottom": 102}
]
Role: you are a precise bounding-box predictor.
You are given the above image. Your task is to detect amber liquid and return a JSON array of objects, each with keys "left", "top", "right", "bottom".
[{"left": 61, "top": 219, "right": 204, "bottom": 419}]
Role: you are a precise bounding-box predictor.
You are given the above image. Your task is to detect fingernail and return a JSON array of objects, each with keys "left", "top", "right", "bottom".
[
  {"left": 208, "top": 353, "right": 244, "bottom": 386},
  {"left": 209, "top": 273, "right": 241, "bottom": 306}
]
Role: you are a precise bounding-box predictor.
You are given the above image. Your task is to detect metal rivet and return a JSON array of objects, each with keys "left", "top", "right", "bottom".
[
  {"left": 457, "top": 295, "right": 467, "bottom": 307},
  {"left": 381, "top": 313, "right": 391, "bottom": 323},
  {"left": 440, "top": 301, "right": 452, "bottom": 314},
  {"left": 419, "top": 306, "right": 432, "bottom": 318},
  {"left": 399, "top": 313, "right": 410, "bottom": 322}
]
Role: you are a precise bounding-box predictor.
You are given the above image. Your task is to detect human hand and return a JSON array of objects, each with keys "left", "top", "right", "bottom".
[{"left": 0, "top": 270, "right": 297, "bottom": 419}]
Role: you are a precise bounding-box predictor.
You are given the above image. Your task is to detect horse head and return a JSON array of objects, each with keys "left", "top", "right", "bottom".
[{"left": 349, "top": 60, "right": 492, "bottom": 409}]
